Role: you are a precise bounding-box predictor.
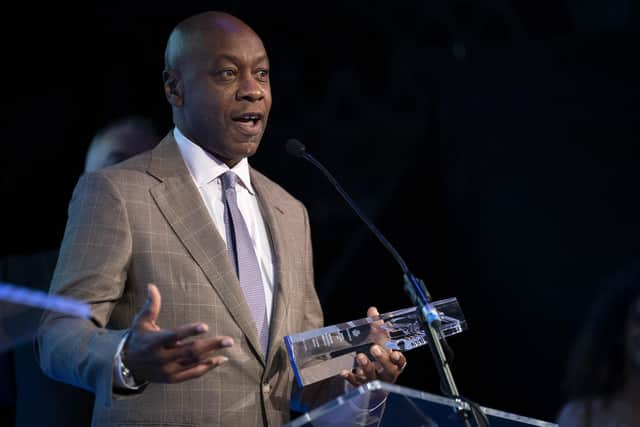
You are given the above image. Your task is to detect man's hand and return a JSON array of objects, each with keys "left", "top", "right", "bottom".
[
  {"left": 123, "top": 284, "right": 234, "bottom": 384},
  {"left": 340, "top": 307, "right": 407, "bottom": 387}
]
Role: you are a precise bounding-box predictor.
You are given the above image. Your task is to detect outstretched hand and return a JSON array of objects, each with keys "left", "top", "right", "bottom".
[
  {"left": 123, "top": 284, "right": 234, "bottom": 384},
  {"left": 340, "top": 307, "right": 407, "bottom": 387}
]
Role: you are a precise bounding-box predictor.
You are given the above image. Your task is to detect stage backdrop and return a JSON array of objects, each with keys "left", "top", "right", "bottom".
[{"left": 2, "top": 1, "right": 639, "bottom": 423}]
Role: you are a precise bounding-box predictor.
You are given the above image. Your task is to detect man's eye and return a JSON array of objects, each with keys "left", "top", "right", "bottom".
[
  {"left": 256, "top": 69, "right": 269, "bottom": 81},
  {"left": 218, "top": 69, "right": 236, "bottom": 79}
]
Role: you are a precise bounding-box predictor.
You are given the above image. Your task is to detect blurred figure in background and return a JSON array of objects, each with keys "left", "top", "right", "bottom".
[
  {"left": 556, "top": 261, "right": 640, "bottom": 426},
  {"left": 0, "top": 116, "right": 159, "bottom": 427},
  {"left": 84, "top": 116, "right": 159, "bottom": 173}
]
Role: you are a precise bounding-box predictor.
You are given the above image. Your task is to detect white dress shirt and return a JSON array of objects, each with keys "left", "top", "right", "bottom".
[{"left": 173, "top": 127, "right": 275, "bottom": 322}]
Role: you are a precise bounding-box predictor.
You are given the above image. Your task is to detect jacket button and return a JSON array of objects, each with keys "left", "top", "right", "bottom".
[{"left": 262, "top": 382, "right": 271, "bottom": 394}]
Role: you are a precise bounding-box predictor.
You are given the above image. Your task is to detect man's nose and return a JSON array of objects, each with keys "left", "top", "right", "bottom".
[{"left": 237, "top": 75, "right": 264, "bottom": 102}]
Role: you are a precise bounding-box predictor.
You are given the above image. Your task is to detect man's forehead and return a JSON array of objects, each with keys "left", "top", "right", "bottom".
[
  {"left": 166, "top": 15, "right": 267, "bottom": 70},
  {"left": 213, "top": 52, "right": 269, "bottom": 63},
  {"left": 198, "top": 30, "right": 268, "bottom": 63},
  {"left": 207, "top": 15, "right": 248, "bottom": 34},
  {"left": 204, "top": 25, "right": 264, "bottom": 49},
  {"left": 185, "top": 15, "right": 260, "bottom": 44}
]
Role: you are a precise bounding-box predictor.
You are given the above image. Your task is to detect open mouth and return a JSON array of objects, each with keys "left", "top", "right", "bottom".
[
  {"left": 232, "top": 112, "right": 264, "bottom": 137},
  {"left": 233, "top": 112, "right": 263, "bottom": 124}
]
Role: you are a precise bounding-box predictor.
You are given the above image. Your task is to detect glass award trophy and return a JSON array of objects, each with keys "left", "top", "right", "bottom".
[{"left": 285, "top": 297, "right": 466, "bottom": 387}]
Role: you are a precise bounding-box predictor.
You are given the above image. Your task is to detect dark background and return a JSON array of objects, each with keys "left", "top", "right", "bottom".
[{"left": 2, "top": 0, "right": 640, "bottom": 423}]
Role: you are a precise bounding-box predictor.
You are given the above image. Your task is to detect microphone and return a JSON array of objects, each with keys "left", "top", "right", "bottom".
[
  {"left": 285, "top": 139, "right": 306, "bottom": 158},
  {"left": 287, "top": 138, "right": 490, "bottom": 427},
  {"left": 285, "top": 138, "right": 441, "bottom": 328}
]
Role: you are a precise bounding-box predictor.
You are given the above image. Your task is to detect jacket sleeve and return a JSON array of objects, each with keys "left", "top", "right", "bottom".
[{"left": 37, "top": 171, "right": 132, "bottom": 408}]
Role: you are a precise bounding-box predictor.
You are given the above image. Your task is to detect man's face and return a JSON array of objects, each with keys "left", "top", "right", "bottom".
[{"left": 177, "top": 27, "right": 271, "bottom": 166}]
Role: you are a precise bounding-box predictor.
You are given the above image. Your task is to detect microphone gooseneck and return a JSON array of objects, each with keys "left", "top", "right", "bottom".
[
  {"left": 286, "top": 139, "right": 489, "bottom": 427},
  {"left": 285, "top": 139, "right": 441, "bottom": 327},
  {"left": 285, "top": 139, "right": 411, "bottom": 275}
]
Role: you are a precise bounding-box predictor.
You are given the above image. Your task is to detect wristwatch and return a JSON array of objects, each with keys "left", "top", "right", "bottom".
[
  {"left": 120, "top": 355, "right": 136, "bottom": 386},
  {"left": 114, "top": 333, "right": 146, "bottom": 389}
]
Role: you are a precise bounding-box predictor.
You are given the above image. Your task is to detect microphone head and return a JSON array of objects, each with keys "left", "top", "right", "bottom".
[{"left": 285, "top": 139, "right": 307, "bottom": 158}]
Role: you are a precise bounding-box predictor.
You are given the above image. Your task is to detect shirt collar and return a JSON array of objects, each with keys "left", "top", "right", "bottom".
[{"left": 173, "top": 127, "right": 254, "bottom": 194}]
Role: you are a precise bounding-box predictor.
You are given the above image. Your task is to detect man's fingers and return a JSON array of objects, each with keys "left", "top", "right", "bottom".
[
  {"left": 356, "top": 353, "right": 378, "bottom": 381},
  {"left": 340, "top": 369, "right": 367, "bottom": 387},
  {"left": 168, "top": 356, "right": 229, "bottom": 383},
  {"left": 391, "top": 351, "right": 407, "bottom": 372},
  {"left": 367, "top": 306, "right": 380, "bottom": 318},
  {"left": 339, "top": 352, "right": 379, "bottom": 388},
  {"left": 140, "top": 322, "right": 214, "bottom": 351},
  {"left": 168, "top": 336, "right": 234, "bottom": 364},
  {"left": 164, "top": 322, "right": 210, "bottom": 345},
  {"left": 371, "top": 345, "right": 406, "bottom": 381},
  {"left": 367, "top": 307, "right": 387, "bottom": 338},
  {"left": 132, "top": 284, "right": 162, "bottom": 329}
]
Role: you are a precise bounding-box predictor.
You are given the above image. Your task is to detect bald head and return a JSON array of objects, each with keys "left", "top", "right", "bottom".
[{"left": 164, "top": 12, "right": 261, "bottom": 71}]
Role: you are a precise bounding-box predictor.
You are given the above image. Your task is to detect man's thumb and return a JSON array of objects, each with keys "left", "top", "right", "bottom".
[{"left": 133, "top": 284, "right": 162, "bottom": 328}]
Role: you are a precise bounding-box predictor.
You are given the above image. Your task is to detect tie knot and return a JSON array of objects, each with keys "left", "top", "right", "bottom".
[{"left": 221, "top": 171, "right": 237, "bottom": 190}]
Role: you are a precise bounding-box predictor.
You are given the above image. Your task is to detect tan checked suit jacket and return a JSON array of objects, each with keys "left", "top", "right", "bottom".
[{"left": 38, "top": 134, "right": 334, "bottom": 427}]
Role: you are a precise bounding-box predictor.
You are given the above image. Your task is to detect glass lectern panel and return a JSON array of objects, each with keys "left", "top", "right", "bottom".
[{"left": 285, "top": 381, "right": 557, "bottom": 427}]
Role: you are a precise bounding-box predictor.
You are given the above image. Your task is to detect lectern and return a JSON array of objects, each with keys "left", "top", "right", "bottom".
[{"left": 285, "top": 381, "right": 557, "bottom": 427}]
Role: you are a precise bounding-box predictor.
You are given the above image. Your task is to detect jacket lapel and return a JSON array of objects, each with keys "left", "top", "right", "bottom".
[
  {"left": 147, "top": 135, "right": 264, "bottom": 364},
  {"left": 250, "top": 171, "right": 292, "bottom": 368}
]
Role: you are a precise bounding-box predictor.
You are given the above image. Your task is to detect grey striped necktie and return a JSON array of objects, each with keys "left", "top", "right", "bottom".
[{"left": 221, "top": 171, "right": 269, "bottom": 355}]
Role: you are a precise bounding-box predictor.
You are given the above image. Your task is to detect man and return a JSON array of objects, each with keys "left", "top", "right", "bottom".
[
  {"left": 38, "top": 11, "right": 406, "bottom": 426},
  {"left": 2, "top": 115, "right": 158, "bottom": 427}
]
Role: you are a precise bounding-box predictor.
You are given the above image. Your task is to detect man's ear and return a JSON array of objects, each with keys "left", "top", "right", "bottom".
[{"left": 163, "top": 69, "right": 183, "bottom": 107}]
